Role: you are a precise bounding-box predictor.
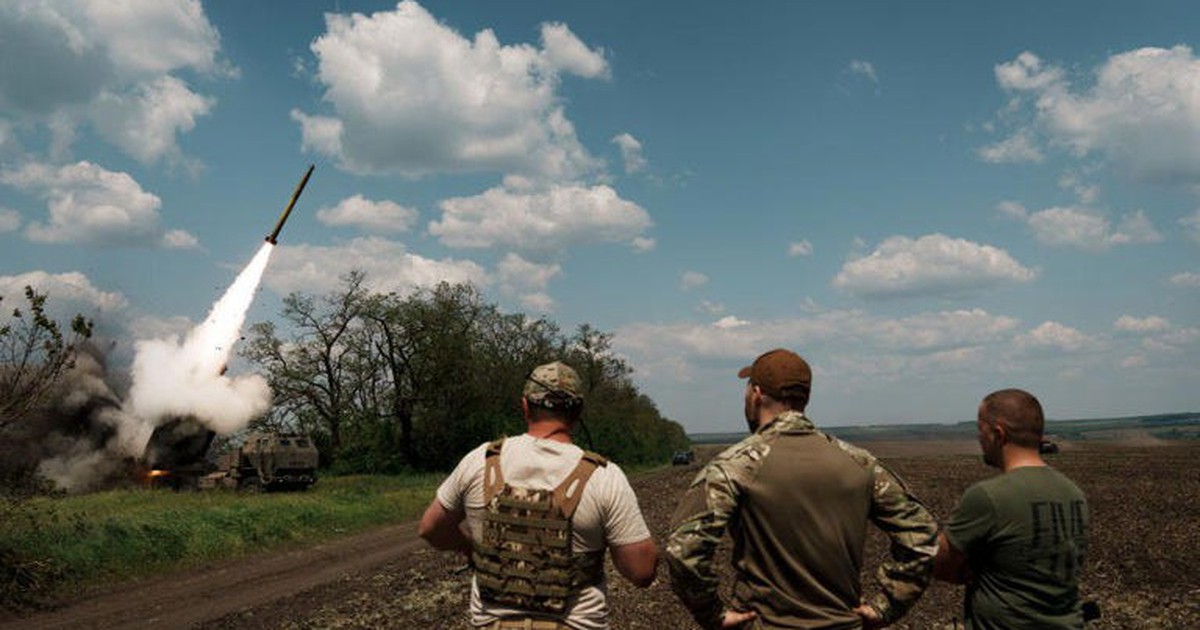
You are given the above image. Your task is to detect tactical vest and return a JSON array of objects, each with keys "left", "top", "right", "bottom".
[{"left": 473, "top": 438, "right": 608, "bottom": 616}]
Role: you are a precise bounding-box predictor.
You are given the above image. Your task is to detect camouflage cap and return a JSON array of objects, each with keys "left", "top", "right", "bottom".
[
  {"left": 738, "top": 348, "right": 812, "bottom": 400},
  {"left": 524, "top": 361, "right": 584, "bottom": 408}
]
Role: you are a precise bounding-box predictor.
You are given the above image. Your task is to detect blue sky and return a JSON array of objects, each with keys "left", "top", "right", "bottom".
[{"left": 1, "top": 1, "right": 1197, "bottom": 433}]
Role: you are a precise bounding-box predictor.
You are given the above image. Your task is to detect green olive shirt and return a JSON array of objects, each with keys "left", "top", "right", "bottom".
[{"left": 944, "top": 466, "right": 1089, "bottom": 630}]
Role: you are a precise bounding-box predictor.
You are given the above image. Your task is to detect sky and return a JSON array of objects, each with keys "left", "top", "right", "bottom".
[{"left": 1, "top": 0, "right": 1198, "bottom": 434}]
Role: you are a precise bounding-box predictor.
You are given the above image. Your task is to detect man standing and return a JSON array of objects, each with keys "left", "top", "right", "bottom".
[
  {"left": 666, "top": 349, "right": 938, "bottom": 629},
  {"left": 419, "top": 360, "right": 657, "bottom": 630},
  {"left": 935, "top": 389, "right": 1089, "bottom": 629}
]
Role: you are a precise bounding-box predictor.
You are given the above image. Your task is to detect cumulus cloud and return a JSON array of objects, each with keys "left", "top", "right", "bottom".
[
  {"left": 294, "top": 1, "right": 606, "bottom": 178},
  {"left": 680, "top": 271, "right": 708, "bottom": 291},
  {"left": 0, "top": 207, "right": 19, "bottom": 232},
  {"left": 978, "top": 131, "right": 1044, "bottom": 164},
  {"left": 496, "top": 252, "right": 561, "bottom": 312},
  {"left": 612, "top": 133, "right": 647, "bottom": 174},
  {"left": 0, "top": 0, "right": 226, "bottom": 165},
  {"left": 832, "top": 233, "right": 1036, "bottom": 299},
  {"left": 161, "top": 229, "right": 198, "bottom": 249},
  {"left": 0, "top": 270, "right": 127, "bottom": 315},
  {"left": 788, "top": 240, "right": 813, "bottom": 257},
  {"left": 1182, "top": 209, "right": 1200, "bottom": 243},
  {"left": 1170, "top": 271, "right": 1200, "bottom": 287},
  {"left": 1015, "top": 321, "right": 1096, "bottom": 353},
  {"left": 631, "top": 236, "right": 656, "bottom": 252},
  {"left": 1114, "top": 315, "right": 1171, "bottom": 333},
  {"left": 848, "top": 60, "right": 878, "bottom": 83},
  {"left": 429, "top": 183, "right": 652, "bottom": 252},
  {"left": 316, "top": 194, "right": 418, "bottom": 234},
  {"left": 264, "top": 236, "right": 487, "bottom": 296},
  {"left": 1014, "top": 206, "right": 1164, "bottom": 251},
  {"left": 0, "top": 161, "right": 184, "bottom": 246},
  {"left": 615, "top": 307, "right": 1024, "bottom": 386},
  {"left": 989, "top": 46, "right": 1200, "bottom": 182}
]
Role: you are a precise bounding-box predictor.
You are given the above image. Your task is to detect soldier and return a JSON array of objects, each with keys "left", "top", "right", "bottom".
[
  {"left": 419, "top": 360, "right": 658, "bottom": 630},
  {"left": 665, "top": 348, "right": 938, "bottom": 629},
  {"left": 934, "top": 389, "right": 1090, "bottom": 629}
]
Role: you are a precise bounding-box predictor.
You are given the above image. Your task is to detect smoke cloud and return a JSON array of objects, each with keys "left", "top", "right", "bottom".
[{"left": 9, "top": 243, "right": 279, "bottom": 493}]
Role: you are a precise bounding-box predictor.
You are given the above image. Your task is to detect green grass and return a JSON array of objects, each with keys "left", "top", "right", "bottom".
[{"left": 0, "top": 474, "right": 441, "bottom": 609}]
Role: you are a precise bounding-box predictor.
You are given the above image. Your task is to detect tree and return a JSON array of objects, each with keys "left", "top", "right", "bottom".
[{"left": 0, "top": 286, "right": 93, "bottom": 429}]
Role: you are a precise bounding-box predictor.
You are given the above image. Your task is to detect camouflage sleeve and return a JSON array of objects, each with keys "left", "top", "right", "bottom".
[
  {"left": 664, "top": 455, "right": 747, "bottom": 630},
  {"left": 864, "top": 460, "right": 939, "bottom": 624}
]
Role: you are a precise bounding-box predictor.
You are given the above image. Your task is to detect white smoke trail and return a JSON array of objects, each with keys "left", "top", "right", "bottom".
[{"left": 121, "top": 243, "right": 277, "bottom": 455}]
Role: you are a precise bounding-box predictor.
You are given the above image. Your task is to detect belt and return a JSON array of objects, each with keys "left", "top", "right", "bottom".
[{"left": 482, "top": 619, "right": 568, "bottom": 630}]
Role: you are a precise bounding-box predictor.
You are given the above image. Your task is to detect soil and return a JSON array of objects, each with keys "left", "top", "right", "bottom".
[{"left": 2, "top": 441, "right": 1197, "bottom": 629}]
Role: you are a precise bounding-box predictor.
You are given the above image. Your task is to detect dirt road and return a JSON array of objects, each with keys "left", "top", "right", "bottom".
[{"left": 4, "top": 442, "right": 1199, "bottom": 629}]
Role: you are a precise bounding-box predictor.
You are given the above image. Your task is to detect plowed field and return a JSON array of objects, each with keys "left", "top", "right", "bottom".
[{"left": 5, "top": 441, "right": 1197, "bottom": 629}]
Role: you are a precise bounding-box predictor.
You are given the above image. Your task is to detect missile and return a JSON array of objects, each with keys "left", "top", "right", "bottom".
[{"left": 266, "top": 164, "right": 315, "bottom": 244}]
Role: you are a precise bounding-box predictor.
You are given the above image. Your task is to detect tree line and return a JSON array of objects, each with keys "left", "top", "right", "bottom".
[{"left": 241, "top": 272, "right": 690, "bottom": 472}]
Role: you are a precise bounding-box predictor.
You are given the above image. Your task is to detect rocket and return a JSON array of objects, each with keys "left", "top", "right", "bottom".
[{"left": 266, "top": 164, "right": 315, "bottom": 244}]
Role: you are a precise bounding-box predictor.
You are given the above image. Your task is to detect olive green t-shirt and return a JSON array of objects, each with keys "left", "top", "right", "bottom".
[{"left": 944, "top": 466, "right": 1088, "bottom": 630}]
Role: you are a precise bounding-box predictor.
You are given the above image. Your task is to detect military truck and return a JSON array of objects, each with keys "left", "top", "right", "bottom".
[{"left": 200, "top": 432, "right": 319, "bottom": 491}]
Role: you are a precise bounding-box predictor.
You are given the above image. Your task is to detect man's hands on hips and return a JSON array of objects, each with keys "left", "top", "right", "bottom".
[
  {"left": 853, "top": 604, "right": 887, "bottom": 629},
  {"left": 721, "top": 608, "right": 757, "bottom": 628}
]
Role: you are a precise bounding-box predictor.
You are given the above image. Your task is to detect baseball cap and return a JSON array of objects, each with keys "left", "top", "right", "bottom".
[
  {"left": 738, "top": 348, "right": 812, "bottom": 399},
  {"left": 524, "top": 361, "right": 584, "bottom": 408}
]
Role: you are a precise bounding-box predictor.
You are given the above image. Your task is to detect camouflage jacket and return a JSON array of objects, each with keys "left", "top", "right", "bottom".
[{"left": 665, "top": 411, "right": 938, "bottom": 629}]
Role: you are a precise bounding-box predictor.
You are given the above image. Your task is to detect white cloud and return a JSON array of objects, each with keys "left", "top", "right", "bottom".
[
  {"left": 0, "top": 207, "right": 19, "bottom": 232},
  {"left": 89, "top": 75, "right": 214, "bottom": 165},
  {"left": 680, "top": 271, "right": 708, "bottom": 291},
  {"left": 612, "top": 133, "right": 647, "bottom": 174},
  {"left": 540, "top": 22, "right": 609, "bottom": 79},
  {"left": 697, "top": 300, "right": 725, "bottom": 315},
  {"left": 1020, "top": 206, "right": 1163, "bottom": 251},
  {"left": 1015, "top": 321, "right": 1096, "bottom": 353},
  {"left": 0, "top": 0, "right": 225, "bottom": 165},
  {"left": 1120, "top": 355, "right": 1149, "bottom": 369},
  {"left": 1114, "top": 315, "right": 1171, "bottom": 333},
  {"left": 1170, "top": 271, "right": 1200, "bottom": 287},
  {"left": 316, "top": 194, "right": 418, "bottom": 234},
  {"left": 712, "top": 316, "right": 748, "bottom": 329},
  {"left": 833, "top": 233, "right": 1037, "bottom": 299},
  {"left": 294, "top": 1, "right": 606, "bottom": 179},
  {"left": 978, "top": 131, "right": 1044, "bottom": 163},
  {"left": 161, "top": 229, "right": 198, "bottom": 249},
  {"left": 0, "top": 270, "right": 127, "bottom": 315},
  {"left": 996, "top": 200, "right": 1028, "bottom": 219},
  {"left": 429, "top": 183, "right": 651, "bottom": 252},
  {"left": 496, "top": 252, "right": 561, "bottom": 312},
  {"left": 630, "top": 236, "right": 656, "bottom": 252},
  {"left": 264, "top": 236, "right": 487, "bottom": 297},
  {"left": 848, "top": 60, "right": 878, "bottom": 83},
  {"left": 615, "top": 307, "right": 1025, "bottom": 386},
  {"left": 788, "top": 240, "right": 813, "bottom": 257},
  {"left": 0, "top": 161, "right": 176, "bottom": 246},
  {"left": 990, "top": 47, "right": 1200, "bottom": 183},
  {"left": 1182, "top": 209, "right": 1200, "bottom": 243}
]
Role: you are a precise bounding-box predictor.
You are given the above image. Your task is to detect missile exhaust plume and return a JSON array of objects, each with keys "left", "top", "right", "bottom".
[{"left": 13, "top": 168, "right": 317, "bottom": 493}]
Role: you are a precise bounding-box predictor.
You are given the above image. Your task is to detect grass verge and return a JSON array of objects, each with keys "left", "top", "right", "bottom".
[{"left": 0, "top": 474, "right": 440, "bottom": 611}]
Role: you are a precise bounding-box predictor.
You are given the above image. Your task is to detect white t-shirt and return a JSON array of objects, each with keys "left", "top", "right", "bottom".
[{"left": 436, "top": 434, "right": 651, "bottom": 630}]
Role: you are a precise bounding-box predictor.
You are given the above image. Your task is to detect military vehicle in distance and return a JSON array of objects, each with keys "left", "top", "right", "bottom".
[{"left": 200, "top": 432, "right": 319, "bottom": 491}]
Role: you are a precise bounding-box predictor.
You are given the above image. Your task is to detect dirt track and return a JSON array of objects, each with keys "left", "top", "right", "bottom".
[{"left": 3, "top": 441, "right": 1199, "bottom": 629}]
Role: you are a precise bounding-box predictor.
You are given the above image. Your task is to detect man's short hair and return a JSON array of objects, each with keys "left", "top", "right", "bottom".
[{"left": 981, "top": 388, "right": 1044, "bottom": 449}]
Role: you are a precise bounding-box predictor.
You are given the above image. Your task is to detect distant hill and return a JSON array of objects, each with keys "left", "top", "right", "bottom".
[{"left": 689, "top": 411, "right": 1200, "bottom": 445}]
